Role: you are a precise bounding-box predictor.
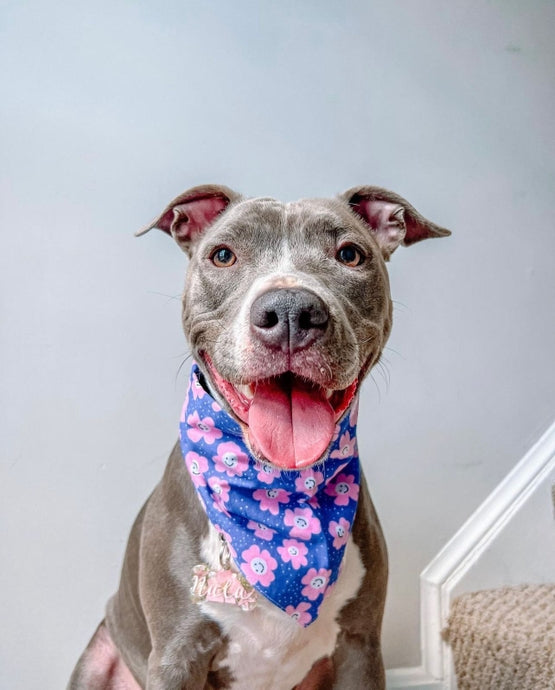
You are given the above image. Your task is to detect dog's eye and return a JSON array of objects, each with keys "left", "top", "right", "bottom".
[
  {"left": 336, "top": 244, "right": 365, "bottom": 267},
  {"left": 211, "top": 246, "right": 237, "bottom": 267}
]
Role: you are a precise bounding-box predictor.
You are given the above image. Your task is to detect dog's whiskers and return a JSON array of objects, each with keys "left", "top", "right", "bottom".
[
  {"left": 375, "top": 360, "right": 391, "bottom": 391},
  {"left": 175, "top": 353, "right": 193, "bottom": 384},
  {"left": 383, "top": 345, "right": 403, "bottom": 359},
  {"left": 368, "top": 371, "right": 382, "bottom": 403},
  {"left": 147, "top": 290, "right": 182, "bottom": 303},
  {"left": 392, "top": 299, "right": 408, "bottom": 311}
]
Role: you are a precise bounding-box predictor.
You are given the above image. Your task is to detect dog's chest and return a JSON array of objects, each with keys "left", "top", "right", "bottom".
[{"left": 197, "top": 524, "right": 365, "bottom": 690}]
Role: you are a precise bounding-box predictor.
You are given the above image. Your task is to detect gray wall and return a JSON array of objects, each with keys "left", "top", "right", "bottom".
[
  {"left": 454, "top": 467, "right": 555, "bottom": 600},
  {"left": 2, "top": 1, "right": 554, "bottom": 686}
]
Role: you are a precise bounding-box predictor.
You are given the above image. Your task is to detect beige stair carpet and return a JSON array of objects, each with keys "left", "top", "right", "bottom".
[{"left": 444, "top": 583, "right": 555, "bottom": 689}]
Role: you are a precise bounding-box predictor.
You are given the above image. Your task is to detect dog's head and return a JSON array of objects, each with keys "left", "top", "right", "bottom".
[{"left": 139, "top": 185, "right": 449, "bottom": 469}]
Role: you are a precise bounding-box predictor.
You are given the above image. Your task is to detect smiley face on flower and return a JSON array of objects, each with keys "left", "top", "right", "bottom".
[
  {"left": 253, "top": 487, "right": 290, "bottom": 515},
  {"left": 301, "top": 568, "right": 332, "bottom": 600},
  {"left": 184, "top": 451, "right": 208, "bottom": 487},
  {"left": 247, "top": 521, "right": 277, "bottom": 541},
  {"left": 284, "top": 507, "right": 321, "bottom": 540},
  {"left": 294, "top": 468, "right": 324, "bottom": 497},
  {"left": 186, "top": 411, "right": 223, "bottom": 444},
  {"left": 213, "top": 441, "right": 249, "bottom": 477},
  {"left": 277, "top": 539, "right": 308, "bottom": 569},
  {"left": 254, "top": 460, "right": 281, "bottom": 484},
  {"left": 324, "top": 472, "right": 359, "bottom": 506},
  {"left": 241, "top": 545, "right": 278, "bottom": 587},
  {"left": 328, "top": 517, "right": 350, "bottom": 549},
  {"left": 285, "top": 601, "right": 312, "bottom": 626},
  {"left": 330, "top": 430, "right": 357, "bottom": 460},
  {"left": 207, "top": 475, "right": 230, "bottom": 513}
]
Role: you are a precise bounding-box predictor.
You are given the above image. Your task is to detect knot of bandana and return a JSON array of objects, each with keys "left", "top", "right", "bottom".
[{"left": 179, "top": 364, "right": 360, "bottom": 627}]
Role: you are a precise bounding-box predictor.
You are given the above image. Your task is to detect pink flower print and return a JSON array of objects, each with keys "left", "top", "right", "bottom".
[
  {"left": 332, "top": 423, "right": 341, "bottom": 442},
  {"left": 295, "top": 469, "right": 324, "bottom": 497},
  {"left": 213, "top": 441, "right": 249, "bottom": 477},
  {"left": 241, "top": 545, "right": 277, "bottom": 588},
  {"left": 301, "top": 568, "right": 331, "bottom": 601},
  {"left": 254, "top": 460, "right": 281, "bottom": 485},
  {"left": 284, "top": 507, "right": 321, "bottom": 540},
  {"left": 277, "top": 539, "right": 308, "bottom": 570},
  {"left": 324, "top": 472, "right": 359, "bottom": 506},
  {"left": 328, "top": 517, "right": 350, "bottom": 549},
  {"left": 186, "top": 411, "right": 223, "bottom": 445},
  {"left": 207, "top": 475, "right": 230, "bottom": 514},
  {"left": 191, "top": 376, "right": 206, "bottom": 399},
  {"left": 253, "top": 487, "right": 290, "bottom": 515},
  {"left": 285, "top": 601, "right": 312, "bottom": 626},
  {"left": 247, "top": 521, "right": 276, "bottom": 541},
  {"left": 330, "top": 430, "right": 357, "bottom": 460},
  {"left": 212, "top": 401, "right": 222, "bottom": 413},
  {"left": 349, "top": 395, "right": 359, "bottom": 427},
  {"left": 184, "top": 451, "right": 208, "bottom": 487}
]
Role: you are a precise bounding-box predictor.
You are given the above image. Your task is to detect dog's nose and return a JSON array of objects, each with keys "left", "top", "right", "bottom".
[{"left": 250, "top": 288, "right": 329, "bottom": 353}]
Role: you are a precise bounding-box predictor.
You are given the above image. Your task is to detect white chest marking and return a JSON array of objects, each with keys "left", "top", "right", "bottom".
[{"left": 198, "top": 524, "right": 365, "bottom": 690}]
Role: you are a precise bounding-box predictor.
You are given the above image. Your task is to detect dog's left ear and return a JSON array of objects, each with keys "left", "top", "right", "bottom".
[
  {"left": 340, "top": 186, "right": 451, "bottom": 260},
  {"left": 136, "top": 184, "right": 242, "bottom": 255}
]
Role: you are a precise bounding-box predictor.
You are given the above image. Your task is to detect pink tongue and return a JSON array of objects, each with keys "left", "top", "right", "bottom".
[{"left": 248, "top": 377, "right": 335, "bottom": 469}]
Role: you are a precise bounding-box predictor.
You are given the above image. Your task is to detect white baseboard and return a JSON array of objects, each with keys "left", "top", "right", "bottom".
[{"left": 386, "top": 667, "right": 443, "bottom": 689}]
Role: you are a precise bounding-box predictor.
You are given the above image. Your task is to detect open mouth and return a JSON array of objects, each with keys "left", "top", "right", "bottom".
[{"left": 204, "top": 356, "right": 358, "bottom": 470}]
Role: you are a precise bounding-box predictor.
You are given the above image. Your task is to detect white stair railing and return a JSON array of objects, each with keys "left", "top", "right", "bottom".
[{"left": 387, "top": 419, "right": 555, "bottom": 690}]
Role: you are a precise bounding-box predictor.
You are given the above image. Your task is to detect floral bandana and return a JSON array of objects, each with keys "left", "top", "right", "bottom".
[{"left": 179, "top": 363, "right": 360, "bottom": 627}]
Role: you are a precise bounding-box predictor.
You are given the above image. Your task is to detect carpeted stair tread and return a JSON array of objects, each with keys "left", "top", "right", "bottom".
[{"left": 444, "top": 583, "right": 555, "bottom": 689}]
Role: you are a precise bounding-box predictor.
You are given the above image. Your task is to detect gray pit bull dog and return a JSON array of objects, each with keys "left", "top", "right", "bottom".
[{"left": 69, "top": 184, "right": 450, "bottom": 690}]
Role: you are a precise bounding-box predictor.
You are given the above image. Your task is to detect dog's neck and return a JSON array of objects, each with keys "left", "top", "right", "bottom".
[{"left": 179, "top": 364, "right": 361, "bottom": 626}]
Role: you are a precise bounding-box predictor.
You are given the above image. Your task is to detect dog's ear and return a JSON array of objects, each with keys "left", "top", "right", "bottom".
[
  {"left": 136, "top": 184, "right": 241, "bottom": 255},
  {"left": 340, "top": 186, "right": 451, "bottom": 260}
]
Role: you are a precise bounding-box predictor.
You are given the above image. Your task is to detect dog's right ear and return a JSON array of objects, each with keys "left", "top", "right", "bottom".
[
  {"left": 340, "top": 185, "right": 451, "bottom": 261},
  {"left": 136, "top": 185, "right": 241, "bottom": 255}
]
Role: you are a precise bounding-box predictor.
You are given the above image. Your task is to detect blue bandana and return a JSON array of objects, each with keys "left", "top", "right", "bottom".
[{"left": 180, "top": 364, "right": 360, "bottom": 627}]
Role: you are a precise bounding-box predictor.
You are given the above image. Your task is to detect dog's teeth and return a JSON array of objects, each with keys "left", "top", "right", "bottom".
[
  {"left": 236, "top": 384, "right": 254, "bottom": 400},
  {"left": 326, "top": 389, "right": 333, "bottom": 399}
]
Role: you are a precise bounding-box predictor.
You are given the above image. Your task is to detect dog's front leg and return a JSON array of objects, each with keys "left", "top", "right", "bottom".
[
  {"left": 330, "top": 479, "right": 388, "bottom": 690},
  {"left": 332, "top": 633, "right": 385, "bottom": 690},
  {"left": 142, "top": 570, "right": 227, "bottom": 690},
  {"left": 145, "top": 625, "right": 222, "bottom": 690},
  {"left": 293, "top": 638, "right": 385, "bottom": 690},
  {"left": 142, "top": 586, "right": 225, "bottom": 689},
  {"left": 138, "top": 450, "right": 228, "bottom": 690}
]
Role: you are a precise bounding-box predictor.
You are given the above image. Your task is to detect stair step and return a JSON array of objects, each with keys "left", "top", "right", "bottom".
[{"left": 443, "top": 583, "right": 555, "bottom": 689}]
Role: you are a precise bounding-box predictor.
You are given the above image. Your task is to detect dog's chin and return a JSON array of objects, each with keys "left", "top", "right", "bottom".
[{"left": 202, "top": 355, "right": 358, "bottom": 470}]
